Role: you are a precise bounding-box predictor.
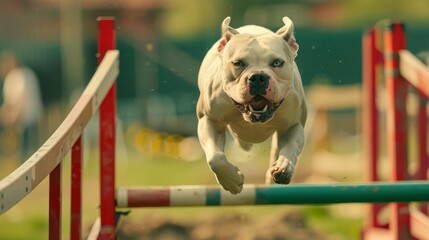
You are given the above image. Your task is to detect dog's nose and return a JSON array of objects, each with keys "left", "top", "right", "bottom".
[
  {"left": 249, "top": 73, "right": 269, "bottom": 86},
  {"left": 248, "top": 73, "right": 270, "bottom": 96}
]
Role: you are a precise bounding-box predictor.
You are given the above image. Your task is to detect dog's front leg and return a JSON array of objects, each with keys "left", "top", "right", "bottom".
[
  {"left": 198, "top": 116, "right": 244, "bottom": 194},
  {"left": 267, "top": 123, "right": 305, "bottom": 184}
]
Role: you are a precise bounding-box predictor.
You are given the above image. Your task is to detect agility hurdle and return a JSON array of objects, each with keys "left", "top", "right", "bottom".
[
  {"left": 362, "top": 21, "right": 429, "bottom": 240},
  {"left": 116, "top": 181, "right": 429, "bottom": 208}
]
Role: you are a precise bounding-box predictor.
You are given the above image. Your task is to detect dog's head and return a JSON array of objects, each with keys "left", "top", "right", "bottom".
[{"left": 217, "top": 17, "right": 299, "bottom": 123}]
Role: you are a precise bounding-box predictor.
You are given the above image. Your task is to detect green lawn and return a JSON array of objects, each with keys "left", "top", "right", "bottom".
[{"left": 0, "top": 147, "right": 363, "bottom": 239}]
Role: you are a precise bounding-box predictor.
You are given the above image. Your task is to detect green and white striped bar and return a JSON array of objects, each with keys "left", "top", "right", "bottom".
[{"left": 116, "top": 181, "right": 429, "bottom": 208}]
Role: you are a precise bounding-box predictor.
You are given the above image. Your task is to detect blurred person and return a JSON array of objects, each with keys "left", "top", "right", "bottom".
[{"left": 0, "top": 51, "right": 43, "bottom": 161}]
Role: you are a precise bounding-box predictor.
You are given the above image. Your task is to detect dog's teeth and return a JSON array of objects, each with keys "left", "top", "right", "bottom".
[
  {"left": 249, "top": 105, "right": 255, "bottom": 112},
  {"left": 249, "top": 104, "right": 268, "bottom": 113},
  {"left": 262, "top": 105, "right": 268, "bottom": 112}
]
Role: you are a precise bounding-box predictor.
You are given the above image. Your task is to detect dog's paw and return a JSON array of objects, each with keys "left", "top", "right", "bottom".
[
  {"left": 209, "top": 156, "right": 244, "bottom": 194},
  {"left": 269, "top": 156, "right": 295, "bottom": 184}
]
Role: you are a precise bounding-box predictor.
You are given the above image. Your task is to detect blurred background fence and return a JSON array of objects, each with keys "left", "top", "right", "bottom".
[{"left": 1, "top": 0, "right": 429, "bottom": 142}]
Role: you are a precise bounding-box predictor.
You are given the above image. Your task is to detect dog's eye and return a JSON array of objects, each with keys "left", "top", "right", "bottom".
[
  {"left": 270, "top": 59, "right": 285, "bottom": 68},
  {"left": 232, "top": 60, "right": 246, "bottom": 68}
]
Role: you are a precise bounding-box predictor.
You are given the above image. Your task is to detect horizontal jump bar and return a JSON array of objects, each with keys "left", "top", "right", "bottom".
[{"left": 116, "top": 181, "right": 429, "bottom": 208}]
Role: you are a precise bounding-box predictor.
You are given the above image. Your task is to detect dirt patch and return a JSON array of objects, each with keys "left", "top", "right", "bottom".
[{"left": 116, "top": 210, "right": 339, "bottom": 240}]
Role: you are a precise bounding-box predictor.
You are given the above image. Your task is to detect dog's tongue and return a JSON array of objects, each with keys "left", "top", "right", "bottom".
[{"left": 249, "top": 95, "right": 269, "bottom": 111}]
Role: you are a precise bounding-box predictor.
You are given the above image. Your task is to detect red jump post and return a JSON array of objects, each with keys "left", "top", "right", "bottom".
[
  {"left": 384, "top": 22, "right": 410, "bottom": 240},
  {"left": 362, "top": 26, "right": 386, "bottom": 233},
  {"left": 363, "top": 20, "right": 429, "bottom": 240},
  {"left": 97, "top": 17, "right": 117, "bottom": 240}
]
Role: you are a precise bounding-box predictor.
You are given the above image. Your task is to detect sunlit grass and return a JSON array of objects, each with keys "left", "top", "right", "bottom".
[{"left": 0, "top": 146, "right": 363, "bottom": 239}]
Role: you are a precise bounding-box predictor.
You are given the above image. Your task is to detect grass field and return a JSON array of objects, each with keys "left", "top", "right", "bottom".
[{"left": 0, "top": 144, "right": 364, "bottom": 240}]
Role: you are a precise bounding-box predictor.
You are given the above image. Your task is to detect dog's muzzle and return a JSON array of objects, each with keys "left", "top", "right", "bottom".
[
  {"left": 248, "top": 73, "right": 270, "bottom": 96},
  {"left": 232, "top": 95, "right": 284, "bottom": 123}
]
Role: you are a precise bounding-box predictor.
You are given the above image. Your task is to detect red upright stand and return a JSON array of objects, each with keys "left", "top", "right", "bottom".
[
  {"left": 49, "top": 163, "right": 62, "bottom": 240},
  {"left": 362, "top": 21, "right": 422, "bottom": 240},
  {"left": 71, "top": 137, "right": 83, "bottom": 240},
  {"left": 97, "top": 17, "right": 117, "bottom": 240},
  {"left": 383, "top": 22, "right": 410, "bottom": 240},
  {"left": 362, "top": 27, "right": 385, "bottom": 233}
]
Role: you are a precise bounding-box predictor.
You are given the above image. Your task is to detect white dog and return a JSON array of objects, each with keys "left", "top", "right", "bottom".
[{"left": 197, "top": 17, "right": 307, "bottom": 194}]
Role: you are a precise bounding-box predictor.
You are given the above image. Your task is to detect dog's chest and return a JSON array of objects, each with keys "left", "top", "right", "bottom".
[{"left": 228, "top": 123, "right": 275, "bottom": 143}]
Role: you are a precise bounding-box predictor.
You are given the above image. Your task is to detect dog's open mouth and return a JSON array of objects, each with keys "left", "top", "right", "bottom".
[{"left": 232, "top": 95, "right": 284, "bottom": 123}]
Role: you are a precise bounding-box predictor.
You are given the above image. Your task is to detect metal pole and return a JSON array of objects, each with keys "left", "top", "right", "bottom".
[
  {"left": 97, "top": 17, "right": 116, "bottom": 240},
  {"left": 71, "top": 137, "right": 83, "bottom": 240},
  {"left": 362, "top": 27, "right": 386, "bottom": 232},
  {"left": 384, "top": 21, "right": 410, "bottom": 240},
  {"left": 49, "top": 163, "right": 62, "bottom": 240}
]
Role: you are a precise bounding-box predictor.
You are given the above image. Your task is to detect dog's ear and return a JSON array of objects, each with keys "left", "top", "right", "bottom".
[
  {"left": 276, "top": 17, "right": 299, "bottom": 57},
  {"left": 218, "top": 17, "right": 239, "bottom": 52}
]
